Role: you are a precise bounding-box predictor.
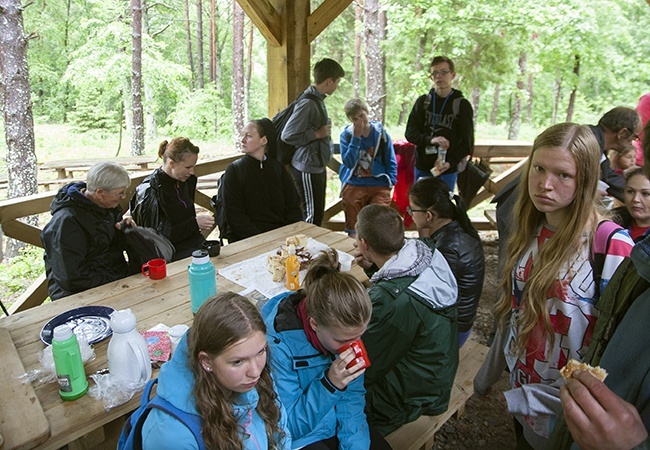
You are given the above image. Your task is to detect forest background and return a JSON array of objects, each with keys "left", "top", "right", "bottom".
[{"left": 0, "top": 0, "right": 649, "bottom": 304}]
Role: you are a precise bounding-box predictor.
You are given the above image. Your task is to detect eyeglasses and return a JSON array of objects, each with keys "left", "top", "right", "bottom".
[
  {"left": 406, "top": 206, "right": 430, "bottom": 216},
  {"left": 430, "top": 70, "right": 452, "bottom": 79},
  {"left": 626, "top": 128, "right": 640, "bottom": 142},
  {"left": 107, "top": 189, "right": 127, "bottom": 199}
]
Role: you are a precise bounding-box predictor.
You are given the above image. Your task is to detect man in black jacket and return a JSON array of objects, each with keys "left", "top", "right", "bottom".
[
  {"left": 41, "top": 162, "right": 133, "bottom": 300},
  {"left": 405, "top": 55, "right": 474, "bottom": 191}
]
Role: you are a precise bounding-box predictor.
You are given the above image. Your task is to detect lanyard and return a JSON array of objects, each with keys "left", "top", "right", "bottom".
[{"left": 431, "top": 91, "right": 452, "bottom": 128}]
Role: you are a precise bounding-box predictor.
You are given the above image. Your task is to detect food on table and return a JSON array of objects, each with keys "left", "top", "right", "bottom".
[{"left": 266, "top": 235, "right": 313, "bottom": 281}]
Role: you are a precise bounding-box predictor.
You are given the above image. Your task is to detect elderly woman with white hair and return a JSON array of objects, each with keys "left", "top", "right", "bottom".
[{"left": 41, "top": 161, "right": 134, "bottom": 300}]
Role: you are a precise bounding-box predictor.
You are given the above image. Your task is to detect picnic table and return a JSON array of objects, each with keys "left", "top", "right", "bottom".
[
  {"left": 0, "top": 222, "right": 361, "bottom": 450},
  {"left": 40, "top": 156, "right": 158, "bottom": 179}
]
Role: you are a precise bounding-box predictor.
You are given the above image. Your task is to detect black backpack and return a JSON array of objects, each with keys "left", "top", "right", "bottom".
[
  {"left": 271, "top": 92, "right": 326, "bottom": 164},
  {"left": 122, "top": 224, "right": 175, "bottom": 274}
]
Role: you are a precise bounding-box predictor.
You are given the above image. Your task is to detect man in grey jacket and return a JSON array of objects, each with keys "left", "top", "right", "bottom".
[{"left": 281, "top": 58, "right": 345, "bottom": 226}]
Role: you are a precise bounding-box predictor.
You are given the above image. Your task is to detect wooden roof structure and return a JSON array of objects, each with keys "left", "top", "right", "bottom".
[{"left": 237, "top": 0, "right": 353, "bottom": 116}]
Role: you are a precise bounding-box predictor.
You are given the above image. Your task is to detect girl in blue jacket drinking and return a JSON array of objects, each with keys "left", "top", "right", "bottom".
[
  {"left": 142, "top": 292, "right": 290, "bottom": 450},
  {"left": 262, "top": 249, "right": 392, "bottom": 450}
]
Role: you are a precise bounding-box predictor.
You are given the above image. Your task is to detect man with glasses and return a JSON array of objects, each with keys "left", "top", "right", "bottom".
[
  {"left": 41, "top": 162, "right": 133, "bottom": 299},
  {"left": 405, "top": 55, "right": 474, "bottom": 191},
  {"left": 590, "top": 106, "right": 643, "bottom": 201}
]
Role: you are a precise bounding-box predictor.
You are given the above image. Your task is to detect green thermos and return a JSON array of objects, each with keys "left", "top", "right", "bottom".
[{"left": 52, "top": 324, "right": 88, "bottom": 401}]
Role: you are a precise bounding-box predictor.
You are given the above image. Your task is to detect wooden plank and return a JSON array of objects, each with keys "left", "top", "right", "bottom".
[
  {"left": 8, "top": 274, "right": 48, "bottom": 315},
  {"left": 307, "top": 0, "right": 353, "bottom": 43},
  {"left": 385, "top": 340, "right": 488, "bottom": 450},
  {"left": 469, "top": 158, "right": 527, "bottom": 208},
  {"left": 2, "top": 219, "right": 44, "bottom": 248},
  {"left": 0, "top": 328, "right": 50, "bottom": 450},
  {"left": 485, "top": 209, "right": 497, "bottom": 228},
  {"left": 473, "top": 140, "right": 532, "bottom": 159},
  {"left": 237, "top": 0, "right": 282, "bottom": 47}
]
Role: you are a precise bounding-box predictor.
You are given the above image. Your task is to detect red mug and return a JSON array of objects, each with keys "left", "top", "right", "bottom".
[
  {"left": 338, "top": 338, "right": 371, "bottom": 369},
  {"left": 142, "top": 258, "right": 167, "bottom": 280}
]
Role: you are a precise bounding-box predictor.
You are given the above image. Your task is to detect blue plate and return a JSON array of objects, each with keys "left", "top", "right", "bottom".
[{"left": 40, "top": 305, "right": 115, "bottom": 345}]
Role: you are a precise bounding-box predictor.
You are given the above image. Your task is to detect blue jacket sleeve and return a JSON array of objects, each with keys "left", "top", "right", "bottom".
[
  {"left": 340, "top": 127, "right": 362, "bottom": 170},
  {"left": 335, "top": 376, "right": 371, "bottom": 450},
  {"left": 383, "top": 131, "right": 398, "bottom": 185},
  {"left": 268, "top": 340, "right": 343, "bottom": 441}
]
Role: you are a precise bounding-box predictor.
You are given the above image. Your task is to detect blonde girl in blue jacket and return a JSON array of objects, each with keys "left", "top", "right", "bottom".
[
  {"left": 262, "top": 249, "right": 393, "bottom": 450},
  {"left": 142, "top": 292, "right": 290, "bottom": 450}
]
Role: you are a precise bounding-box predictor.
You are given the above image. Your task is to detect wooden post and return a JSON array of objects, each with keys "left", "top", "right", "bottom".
[
  {"left": 237, "top": 0, "right": 352, "bottom": 115},
  {"left": 267, "top": 0, "right": 310, "bottom": 116}
]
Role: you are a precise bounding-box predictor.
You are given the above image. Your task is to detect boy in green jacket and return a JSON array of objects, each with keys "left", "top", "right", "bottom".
[{"left": 354, "top": 205, "right": 459, "bottom": 435}]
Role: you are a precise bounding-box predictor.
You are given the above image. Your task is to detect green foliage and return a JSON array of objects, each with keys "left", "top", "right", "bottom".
[
  {"left": 164, "top": 86, "right": 231, "bottom": 140},
  {"left": 0, "top": 246, "right": 44, "bottom": 296}
]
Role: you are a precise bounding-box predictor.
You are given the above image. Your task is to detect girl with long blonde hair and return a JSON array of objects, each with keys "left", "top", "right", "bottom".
[
  {"left": 142, "top": 292, "right": 290, "bottom": 450},
  {"left": 474, "top": 123, "right": 634, "bottom": 449}
]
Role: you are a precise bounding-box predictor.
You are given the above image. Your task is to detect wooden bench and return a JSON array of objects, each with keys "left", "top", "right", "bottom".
[{"left": 385, "top": 339, "right": 488, "bottom": 450}]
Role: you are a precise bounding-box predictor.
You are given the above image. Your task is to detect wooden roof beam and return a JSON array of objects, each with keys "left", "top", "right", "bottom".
[
  {"left": 236, "top": 0, "right": 282, "bottom": 47},
  {"left": 308, "top": 0, "right": 353, "bottom": 43}
]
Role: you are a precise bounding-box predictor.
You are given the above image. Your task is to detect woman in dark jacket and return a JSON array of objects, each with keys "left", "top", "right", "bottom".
[
  {"left": 129, "top": 138, "right": 214, "bottom": 260},
  {"left": 41, "top": 162, "right": 132, "bottom": 299},
  {"left": 220, "top": 118, "right": 303, "bottom": 243},
  {"left": 409, "top": 176, "right": 485, "bottom": 347}
]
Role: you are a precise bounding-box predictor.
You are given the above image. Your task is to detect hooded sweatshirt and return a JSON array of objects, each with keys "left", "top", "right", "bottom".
[
  {"left": 362, "top": 238, "right": 459, "bottom": 435},
  {"left": 141, "top": 335, "right": 291, "bottom": 450},
  {"left": 405, "top": 88, "right": 474, "bottom": 172},
  {"left": 41, "top": 182, "right": 128, "bottom": 300}
]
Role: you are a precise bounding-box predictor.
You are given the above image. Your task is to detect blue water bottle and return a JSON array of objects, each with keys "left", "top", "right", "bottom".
[{"left": 189, "top": 249, "right": 217, "bottom": 314}]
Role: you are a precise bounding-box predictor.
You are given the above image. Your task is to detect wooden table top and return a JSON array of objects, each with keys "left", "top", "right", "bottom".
[{"left": 0, "top": 222, "right": 360, "bottom": 450}]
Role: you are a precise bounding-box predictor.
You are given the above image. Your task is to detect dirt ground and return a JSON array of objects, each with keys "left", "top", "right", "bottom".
[{"left": 432, "top": 231, "right": 517, "bottom": 450}]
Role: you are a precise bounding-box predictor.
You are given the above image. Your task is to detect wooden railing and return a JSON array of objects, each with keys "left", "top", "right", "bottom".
[{"left": 0, "top": 139, "right": 531, "bottom": 313}]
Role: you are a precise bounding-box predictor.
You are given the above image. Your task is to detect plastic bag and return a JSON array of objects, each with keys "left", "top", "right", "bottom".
[{"left": 88, "top": 373, "right": 146, "bottom": 411}]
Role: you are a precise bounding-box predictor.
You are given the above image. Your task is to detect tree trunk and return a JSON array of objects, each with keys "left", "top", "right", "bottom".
[
  {"left": 209, "top": 0, "right": 215, "bottom": 83},
  {"left": 508, "top": 53, "right": 526, "bottom": 140},
  {"left": 526, "top": 73, "right": 533, "bottom": 124},
  {"left": 364, "top": 0, "right": 386, "bottom": 122},
  {"left": 552, "top": 78, "right": 561, "bottom": 124},
  {"left": 62, "top": 0, "right": 72, "bottom": 122},
  {"left": 131, "top": 0, "right": 144, "bottom": 156},
  {"left": 244, "top": 20, "right": 253, "bottom": 121},
  {"left": 471, "top": 87, "right": 480, "bottom": 123},
  {"left": 231, "top": 0, "right": 244, "bottom": 141},
  {"left": 491, "top": 84, "right": 500, "bottom": 125},
  {"left": 566, "top": 54, "right": 580, "bottom": 123},
  {"left": 0, "top": 0, "right": 38, "bottom": 259},
  {"left": 141, "top": 0, "right": 157, "bottom": 141},
  {"left": 184, "top": 0, "right": 195, "bottom": 90},
  {"left": 353, "top": 1, "right": 362, "bottom": 99},
  {"left": 214, "top": 0, "right": 225, "bottom": 96},
  {"left": 196, "top": 0, "right": 204, "bottom": 89}
]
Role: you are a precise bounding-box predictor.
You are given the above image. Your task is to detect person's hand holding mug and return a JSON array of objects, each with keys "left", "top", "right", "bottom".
[{"left": 326, "top": 345, "right": 367, "bottom": 390}]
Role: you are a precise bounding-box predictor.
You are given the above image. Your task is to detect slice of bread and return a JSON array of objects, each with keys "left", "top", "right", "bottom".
[{"left": 560, "top": 359, "right": 608, "bottom": 382}]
